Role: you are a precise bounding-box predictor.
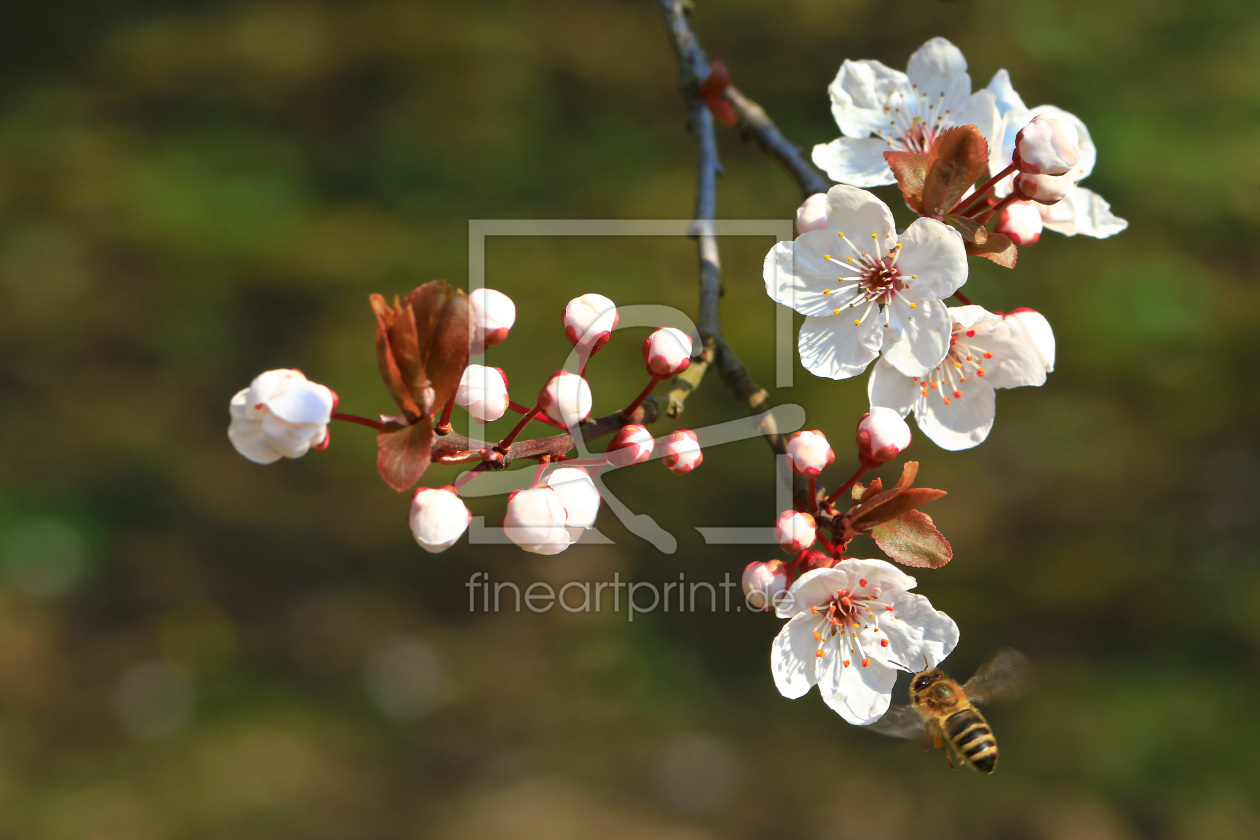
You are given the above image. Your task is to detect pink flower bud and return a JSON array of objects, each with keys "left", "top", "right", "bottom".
[
  {"left": 1014, "top": 172, "right": 1071, "bottom": 205},
  {"left": 856, "top": 407, "right": 911, "bottom": 468},
  {"left": 545, "top": 467, "right": 601, "bottom": 541},
  {"left": 1003, "top": 308, "right": 1056, "bottom": 373},
  {"left": 563, "top": 294, "right": 619, "bottom": 356},
  {"left": 994, "top": 200, "right": 1044, "bottom": 246},
  {"left": 774, "top": 510, "right": 816, "bottom": 554},
  {"left": 795, "top": 192, "right": 829, "bottom": 234},
  {"left": 742, "top": 560, "right": 788, "bottom": 611},
  {"left": 538, "top": 371, "right": 593, "bottom": 427},
  {"left": 642, "top": 327, "right": 693, "bottom": 377},
  {"left": 409, "top": 486, "right": 471, "bottom": 553},
  {"left": 1014, "top": 116, "right": 1080, "bottom": 176},
  {"left": 785, "top": 430, "right": 834, "bottom": 477},
  {"left": 660, "top": 430, "right": 702, "bottom": 474},
  {"left": 228, "top": 369, "right": 335, "bottom": 464},
  {"left": 455, "top": 364, "right": 509, "bottom": 423},
  {"left": 503, "top": 486, "right": 572, "bottom": 555},
  {"left": 606, "top": 424, "right": 654, "bottom": 467},
  {"left": 469, "top": 288, "right": 516, "bottom": 354},
  {"left": 797, "top": 549, "right": 835, "bottom": 573}
]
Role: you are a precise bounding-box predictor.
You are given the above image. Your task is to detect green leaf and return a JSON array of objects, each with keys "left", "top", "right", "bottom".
[
  {"left": 376, "top": 418, "right": 433, "bottom": 492},
  {"left": 870, "top": 510, "right": 953, "bottom": 568},
  {"left": 943, "top": 214, "right": 988, "bottom": 245},
  {"left": 884, "top": 151, "right": 929, "bottom": 216},
  {"left": 922, "top": 126, "right": 990, "bottom": 218},
  {"left": 966, "top": 232, "right": 1018, "bottom": 268}
]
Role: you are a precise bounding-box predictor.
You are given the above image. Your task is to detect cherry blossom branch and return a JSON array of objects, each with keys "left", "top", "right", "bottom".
[{"left": 724, "top": 86, "right": 832, "bottom": 198}]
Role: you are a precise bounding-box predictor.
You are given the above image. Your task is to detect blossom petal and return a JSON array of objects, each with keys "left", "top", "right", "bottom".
[
  {"left": 828, "top": 59, "right": 910, "bottom": 138},
  {"left": 228, "top": 416, "right": 281, "bottom": 464},
  {"left": 776, "top": 568, "right": 851, "bottom": 618},
  {"left": 842, "top": 557, "right": 919, "bottom": 594},
  {"left": 764, "top": 237, "right": 860, "bottom": 317},
  {"left": 867, "top": 356, "right": 918, "bottom": 417},
  {"left": 905, "top": 37, "right": 971, "bottom": 111},
  {"left": 914, "top": 375, "right": 997, "bottom": 451},
  {"left": 877, "top": 591, "right": 960, "bottom": 670},
  {"left": 951, "top": 89, "right": 1002, "bottom": 158},
  {"left": 880, "top": 297, "right": 951, "bottom": 378},
  {"left": 820, "top": 658, "right": 898, "bottom": 725},
  {"left": 1029, "top": 105, "right": 1095, "bottom": 181},
  {"left": 822, "top": 184, "right": 898, "bottom": 241},
  {"left": 1040, "top": 186, "right": 1128, "bottom": 239},
  {"left": 266, "top": 381, "right": 334, "bottom": 425},
  {"left": 986, "top": 69, "right": 1028, "bottom": 118},
  {"left": 812, "top": 137, "right": 895, "bottom": 188},
  {"left": 798, "top": 314, "right": 883, "bottom": 380},
  {"left": 969, "top": 320, "right": 1047, "bottom": 390},
  {"left": 895, "top": 218, "right": 968, "bottom": 302},
  {"left": 771, "top": 613, "right": 823, "bottom": 699}
]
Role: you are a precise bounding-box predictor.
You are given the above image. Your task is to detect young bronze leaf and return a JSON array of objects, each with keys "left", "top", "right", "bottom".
[
  {"left": 845, "top": 461, "right": 919, "bottom": 526},
  {"left": 922, "top": 126, "right": 990, "bottom": 218},
  {"left": 870, "top": 509, "right": 953, "bottom": 568},
  {"left": 405, "top": 280, "right": 471, "bottom": 420},
  {"left": 943, "top": 214, "right": 988, "bottom": 245},
  {"left": 370, "top": 294, "right": 423, "bottom": 419},
  {"left": 966, "top": 232, "right": 1018, "bottom": 268},
  {"left": 851, "top": 487, "right": 947, "bottom": 532},
  {"left": 853, "top": 477, "right": 883, "bottom": 504},
  {"left": 884, "top": 151, "right": 929, "bottom": 216},
  {"left": 376, "top": 418, "right": 433, "bottom": 492}
]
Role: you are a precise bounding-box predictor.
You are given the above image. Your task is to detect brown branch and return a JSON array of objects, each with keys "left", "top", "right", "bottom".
[{"left": 724, "top": 86, "right": 832, "bottom": 197}]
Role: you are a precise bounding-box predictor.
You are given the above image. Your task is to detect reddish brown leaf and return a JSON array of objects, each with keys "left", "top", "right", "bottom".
[
  {"left": 922, "top": 126, "right": 990, "bottom": 218},
  {"left": 370, "top": 294, "right": 423, "bottom": 419},
  {"left": 851, "top": 488, "right": 947, "bottom": 532},
  {"left": 966, "top": 232, "right": 1018, "bottom": 268},
  {"left": 943, "top": 214, "right": 988, "bottom": 245},
  {"left": 884, "top": 151, "right": 929, "bottom": 216},
  {"left": 870, "top": 509, "right": 953, "bottom": 568},
  {"left": 376, "top": 418, "right": 433, "bottom": 492},
  {"left": 405, "top": 280, "right": 471, "bottom": 418},
  {"left": 853, "top": 477, "right": 883, "bottom": 504}
]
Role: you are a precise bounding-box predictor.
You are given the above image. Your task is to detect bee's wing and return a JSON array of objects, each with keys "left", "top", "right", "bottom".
[
  {"left": 962, "top": 648, "right": 1031, "bottom": 705},
  {"left": 868, "top": 705, "right": 925, "bottom": 740}
]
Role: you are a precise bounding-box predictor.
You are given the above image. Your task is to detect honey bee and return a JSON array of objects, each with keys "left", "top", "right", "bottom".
[{"left": 872, "top": 649, "right": 1029, "bottom": 774}]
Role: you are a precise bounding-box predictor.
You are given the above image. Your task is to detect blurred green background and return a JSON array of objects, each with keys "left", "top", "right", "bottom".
[{"left": 1, "top": 0, "right": 1257, "bottom": 837}]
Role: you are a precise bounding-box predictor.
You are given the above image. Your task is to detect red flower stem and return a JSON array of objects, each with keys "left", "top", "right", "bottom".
[
  {"left": 533, "top": 460, "right": 549, "bottom": 485},
  {"left": 621, "top": 375, "right": 664, "bottom": 419},
  {"left": 497, "top": 404, "right": 541, "bottom": 452},
  {"left": 951, "top": 162, "right": 1017, "bottom": 216},
  {"left": 510, "top": 401, "right": 567, "bottom": 430},
  {"left": 454, "top": 462, "right": 489, "bottom": 492},
  {"left": 971, "top": 192, "right": 1019, "bottom": 226},
  {"left": 434, "top": 392, "right": 457, "bottom": 435},
  {"left": 825, "top": 465, "right": 868, "bottom": 508},
  {"left": 952, "top": 290, "right": 974, "bottom": 306},
  {"left": 556, "top": 456, "right": 608, "bottom": 467},
  {"left": 817, "top": 533, "right": 834, "bottom": 554},
  {"left": 807, "top": 476, "right": 818, "bottom": 516},
  {"left": 331, "top": 412, "right": 387, "bottom": 432}
]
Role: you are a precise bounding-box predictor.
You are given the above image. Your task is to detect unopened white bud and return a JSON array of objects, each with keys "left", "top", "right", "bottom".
[
  {"left": 456, "top": 364, "right": 510, "bottom": 423},
  {"left": 228, "top": 369, "right": 335, "bottom": 464},
  {"left": 774, "top": 510, "right": 816, "bottom": 554},
  {"left": 742, "top": 560, "right": 788, "bottom": 611},
  {"left": 1015, "top": 116, "right": 1080, "bottom": 176},
  {"left": 409, "top": 486, "right": 471, "bottom": 553},
  {"left": 856, "top": 407, "right": 911, "bottom": 469},
  {"left": 643, "top": 327, "right": 693, "bottom": 377},
  {"left": 563, "top": 294, "right": 619, "bottom": 356},
  {"left": 503, "top": 486, "right": 572, "bottom": 555},
  {"left": 1004, "top": 308, "right": 1056, "bottom": 373},
  {"left": 795, "top": 192, "right": 829, "bottom": 234},
  {"left": 469, "top": 288, "right": 516, "bottom": 354},
  {"left": 606, "top": 424, "right": 654, "bottom": 467},
  {"left": 538, "top": 371, "right": 593, "bottom": 427},
  {"left": 544, "top": 467, "right": 601, "bottom": 541},
  {"left": 994, "top": 201, "right": 1044, "bottom": 246},
  {"left": 660, "top": 430, "right": 702, "bottom": 474},
  {"left": 785, "top": 430, "right": 834, "bottom": 477},
  {"left": 1014, "top": 172, "right": 1071, "bottom": 205}
]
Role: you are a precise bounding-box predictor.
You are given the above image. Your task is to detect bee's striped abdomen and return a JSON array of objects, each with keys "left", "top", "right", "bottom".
[{"left": 944, "top": 707, "right": 998, "bottom": 774}]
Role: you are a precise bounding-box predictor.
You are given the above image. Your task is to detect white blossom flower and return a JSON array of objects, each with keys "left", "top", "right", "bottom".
[
  {"left": 455, "top": 364, "right": 509, "bottom": 423},
  {"left": 544, "top": 467, "right": 601, "bottom": 542},
  {"left": 771, "top": 561, "right": 959, "bottom": 725},
  {"left": 986, "top": 70, "right": 1127, "bottom": 238},
  {"left": 812, "top": 37, "right": 1001, "bottom": 188},
  {"left": 503, "top": 486, "right": 572, "bottom": 555},
  {"left": 538, "top": 371, "right": 593, "bottom": 427},
  {"left": 868, "top": 305, "right": 1048, "bottom": 451},
  {"left": 765, "top": 185, "right": 967, "bottom": 380},
  {"left": 1003, "top": 308, "right": 1055, "bottom": 372},
  {"left": 228, "top": 369, "right": 334, "bottom": 464},
  {"left": 409, "top": 487, "right": 471, "bottom": 553},
  {"left": 743, "top": 560, "right": 788, "bottom": 611}
]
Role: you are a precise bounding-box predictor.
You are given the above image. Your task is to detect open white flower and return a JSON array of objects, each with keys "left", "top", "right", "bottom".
[
  {"left": 812, "top": 37, "right": 1001, "bottom": 188},
  {"left": 772, "top": 561, "right": 958, "bottom": 725},
  {"left": 986, "top": 70, "right": 1127, "bottom": 239},
  {"left": 868, "top": 305, "right": 1048, "bottom": 451},
  {"left": 765, "top": 185, "right": 966, "bottom": 380},
  {"left": 228, "top": 369, "right": 334, "bottom": 464}
]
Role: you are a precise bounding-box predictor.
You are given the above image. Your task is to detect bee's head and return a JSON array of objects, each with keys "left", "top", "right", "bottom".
[{"left": 911, "top": 669, "right": 944, "bottom": 694}]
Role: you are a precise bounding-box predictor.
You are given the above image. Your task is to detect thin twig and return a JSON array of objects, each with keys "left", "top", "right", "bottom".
[{"left": 725, "top": 86, "right": 832, "bottom": 197}]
